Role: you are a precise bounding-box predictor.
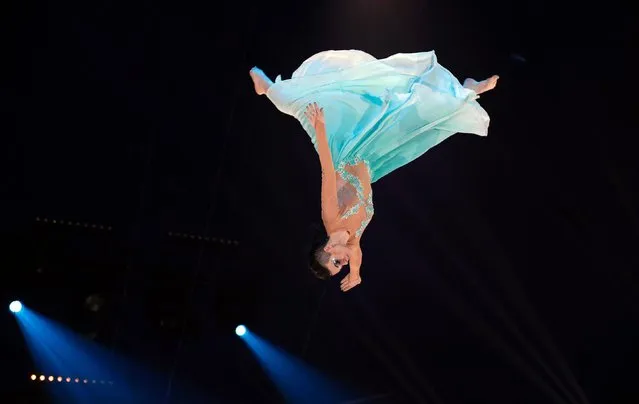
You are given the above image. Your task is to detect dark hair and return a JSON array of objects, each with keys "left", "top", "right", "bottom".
[{"left": 308, "top": 224, "right": 331, "bottom": 280}]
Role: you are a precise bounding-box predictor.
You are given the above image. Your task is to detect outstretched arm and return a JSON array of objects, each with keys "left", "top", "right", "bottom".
[
  {"left": 305, "top": 103, "right": 339, "bottom": 225},
  {"left": 341, "top": 247, "right": 362, "bottom": 292}
]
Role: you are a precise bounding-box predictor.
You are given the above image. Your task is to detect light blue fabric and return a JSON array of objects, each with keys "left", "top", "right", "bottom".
[{"left": 266, "top": 50, "right": 490, "bottom": 183}]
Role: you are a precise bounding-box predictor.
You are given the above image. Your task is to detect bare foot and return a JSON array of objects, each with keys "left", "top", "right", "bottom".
[
  {"left": 463, "top": 75, "right": 499, "bottom": 94},
  {"left": 249, "top": 67, "right": 271, "bottom": 95}
]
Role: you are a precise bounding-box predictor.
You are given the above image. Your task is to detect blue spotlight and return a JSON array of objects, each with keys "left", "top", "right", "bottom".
[
  {"left": 235, "top": 325, "right": 247, "bottom": 337},
  {"left": 9, "top": 301, "right": 23, "bottom": 313}
]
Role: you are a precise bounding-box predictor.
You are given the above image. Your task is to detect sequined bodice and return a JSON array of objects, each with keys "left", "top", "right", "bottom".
[{"left": 335, "top": 158, "right": 374, "bottom": 239}]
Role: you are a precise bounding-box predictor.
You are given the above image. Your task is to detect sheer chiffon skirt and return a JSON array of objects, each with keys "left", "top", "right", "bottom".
[{"left": 266, "top": 50, "right": 490, "bottom": 183}]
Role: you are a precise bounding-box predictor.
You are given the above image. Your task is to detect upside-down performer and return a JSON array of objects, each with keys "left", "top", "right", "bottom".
[{"left": 250, "top": 50, "right": 498, "bottom": 292}]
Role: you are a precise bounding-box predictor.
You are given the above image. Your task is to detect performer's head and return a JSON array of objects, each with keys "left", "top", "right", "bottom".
[{"left": 308, "top": 226, "right": 350, "bottom": 280}]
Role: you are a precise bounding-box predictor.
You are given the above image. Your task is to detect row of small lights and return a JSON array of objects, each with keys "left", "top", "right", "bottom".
[
  {"left": 168, "top": 232, "right": 239, "bottom": 246},
  {"left": 33, "top": 218, "right": 238, "bottom": 246},
  {"left": 35, "top": 217, "right": 112, "bottom": 231},
  {"left": 30, "top": 374, "right": 113, "bottom": 385}
]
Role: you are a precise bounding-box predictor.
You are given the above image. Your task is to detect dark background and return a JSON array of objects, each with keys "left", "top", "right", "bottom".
[{"left": 2, "top": 0, "right": 637, "bottom": 403}]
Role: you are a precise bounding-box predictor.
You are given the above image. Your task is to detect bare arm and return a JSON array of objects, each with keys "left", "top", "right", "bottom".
[
  {"left": 305, "top": 103, "right": 339, "bottom": 225},
  {"left": 341, "top": 246, "right": 362, "bottom": 292},
  {"left": 349, "top": 248, "right": 362, "bottom": 278}
]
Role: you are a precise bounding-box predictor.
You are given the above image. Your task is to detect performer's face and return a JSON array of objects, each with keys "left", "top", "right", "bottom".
[{"left": 323, "top": 244, "right": 350, "bottom": 275}]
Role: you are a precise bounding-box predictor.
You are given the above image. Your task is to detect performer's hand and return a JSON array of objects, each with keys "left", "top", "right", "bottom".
[
  {"left": 340, "top": 273, "right": 362, "bottom": 292},
  {"left": 304, "top": 102, "right": 325, "bottom": 128}
]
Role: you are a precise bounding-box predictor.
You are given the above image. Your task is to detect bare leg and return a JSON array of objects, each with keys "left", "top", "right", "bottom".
[
  {"left": 249, "top": 67, "right": 273, "bottom": 95},
  {"left": 463, "top": 75, "right": 499, "bottom": 95}
]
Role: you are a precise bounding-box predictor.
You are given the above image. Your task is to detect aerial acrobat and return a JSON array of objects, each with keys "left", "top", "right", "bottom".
[{"left": 250, "top": 50, "right": 498, "bottom": 292}]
